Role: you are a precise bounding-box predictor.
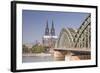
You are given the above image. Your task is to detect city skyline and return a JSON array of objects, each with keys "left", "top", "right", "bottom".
[{"left": 22, "top": 10, "right": 89, "bottom": 44}]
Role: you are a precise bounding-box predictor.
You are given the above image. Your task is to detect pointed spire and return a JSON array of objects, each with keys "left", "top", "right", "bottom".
[
  {"left": 46, "top": 20, "right": 49, "bottom": 28},
  {"left": 45, "top": 20, "right": 49, "bottom": 35},
  {"left": 51, "top": 20, "right": 55, "bottom": 36},
  {"left": 52, "top": 20, "right": 54, "bottom": 29}
]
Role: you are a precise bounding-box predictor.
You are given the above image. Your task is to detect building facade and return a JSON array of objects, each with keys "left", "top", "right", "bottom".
[{"left": 42, "top": 21, "right": 57, "bottom": 52}]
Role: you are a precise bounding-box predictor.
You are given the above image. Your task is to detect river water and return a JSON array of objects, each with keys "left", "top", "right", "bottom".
[{"left": 22, "top": 55, "right": 54, "bottom": 63}]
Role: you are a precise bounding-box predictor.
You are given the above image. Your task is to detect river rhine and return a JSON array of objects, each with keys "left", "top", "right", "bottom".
[{"left": 22, "top": 53, "right": 54, "bottom": 63}]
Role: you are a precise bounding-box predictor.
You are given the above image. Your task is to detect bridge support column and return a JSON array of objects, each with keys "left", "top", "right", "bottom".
[
  {"left": 53, "top": 50, "right": 67, "bottom": 61},
  {"left": 65, "top": 52, "right": 72, "bottom": 61}
]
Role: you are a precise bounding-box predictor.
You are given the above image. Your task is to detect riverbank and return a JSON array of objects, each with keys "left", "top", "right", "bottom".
[{"left": 22, "top": 53, "right": 52, "bottom": 57}]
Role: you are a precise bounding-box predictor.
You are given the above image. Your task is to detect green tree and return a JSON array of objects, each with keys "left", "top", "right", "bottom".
[
  {"left": 31, "top": 44, "right": 45, "bottom": 53},
  {"left": 22, "top": 44, "right": 29, "bottom": 53}
]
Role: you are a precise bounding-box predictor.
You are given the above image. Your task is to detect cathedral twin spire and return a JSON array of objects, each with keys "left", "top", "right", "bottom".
[
  {"left": 45, "top": 21, "right": 49, "bottom": 35},
  {"left": 45, "top": 20, "right": 55, "bottom": 36}
]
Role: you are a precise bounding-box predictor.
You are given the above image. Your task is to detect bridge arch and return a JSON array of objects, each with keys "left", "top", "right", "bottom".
[
  {"left": 54, "top": 15, "right": 91, "bottom": 61},
  {"left": 56, "top": 15, "right": 91, "bottom": 49},
  {"left": 56, "top": 28, "right": 76, "bottom": 48},
  {"left": 74, "top": 15, "right": 91, "bottom": 49}
]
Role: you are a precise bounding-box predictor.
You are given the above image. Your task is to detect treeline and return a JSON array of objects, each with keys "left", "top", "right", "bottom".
[{"left": 22, "top": 44, "right": 47, "bottom": 53}]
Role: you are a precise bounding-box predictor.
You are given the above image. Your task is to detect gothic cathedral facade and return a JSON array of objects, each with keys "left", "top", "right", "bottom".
[{"left": 42, "top": 21, "right": 57, "bottom": 52}]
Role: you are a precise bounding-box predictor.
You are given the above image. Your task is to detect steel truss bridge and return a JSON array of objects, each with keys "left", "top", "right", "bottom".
[{"left": 54, "top": 15, "right": 91, "bottom": 60}]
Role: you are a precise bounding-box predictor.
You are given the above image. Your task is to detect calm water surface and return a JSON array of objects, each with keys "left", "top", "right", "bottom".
[{"left": 22, "top": 56, "right": 54, "bottom": 63}]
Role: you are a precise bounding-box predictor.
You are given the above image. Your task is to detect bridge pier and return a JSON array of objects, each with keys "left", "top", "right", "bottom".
[
  {"left": 65, "top": 52, "right": 73, "bottom": 61},
  {"left": 53, "top": 50, "right": 86, "bottom": 61},
  {"left": 53, "top": 50, "right": 67, "bottom": 61},
  {"left": 53, "top": 50, "right": 73, "bottom": 61},
  {"left": 53, "top": 48, "right": 91, "bottom": 61}
]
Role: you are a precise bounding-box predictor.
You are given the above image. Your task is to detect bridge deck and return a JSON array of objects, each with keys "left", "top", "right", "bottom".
[{"left": 54, "top": 48, "right": 91, "bottom": 52}]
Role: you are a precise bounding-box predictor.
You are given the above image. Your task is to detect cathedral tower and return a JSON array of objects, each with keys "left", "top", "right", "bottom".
[
  {"left": 51, "top": 21, "right": 55, "bottom": 36},
  {"left": 42, "top": 20, "right": 57, "bottom": 52},
  {"left": 45, "top": 21, "right": 49, "bottom": 36}
]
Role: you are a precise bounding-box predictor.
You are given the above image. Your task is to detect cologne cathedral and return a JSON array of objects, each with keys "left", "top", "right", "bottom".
[{"left": 42, "top": 21, "right": 57, "bottom": 52}]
